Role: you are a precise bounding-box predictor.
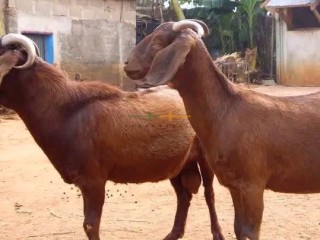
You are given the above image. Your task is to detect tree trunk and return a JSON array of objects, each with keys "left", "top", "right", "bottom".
[
  {"left": 0, "top": 12, "right": 5, "bottom": 35},
  {"left": 153, "top": 0, "right": 164, "bottom": 22},
  {"left": 171, "top": 0, "right": 185, "bottom": 20},
  {"left": 248, "top": 15, "right": 254, "bottom": 49},
  {"left": 158, "top": 0, "right": 164, "bottom": 23}
]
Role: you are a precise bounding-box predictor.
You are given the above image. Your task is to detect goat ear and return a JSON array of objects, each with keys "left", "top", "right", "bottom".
[
  {"left": 0, "top": 50, "right": 20, "bottom": 81},
  {"left": 144, "top": 37, "right": 192, "bottom": 86}
]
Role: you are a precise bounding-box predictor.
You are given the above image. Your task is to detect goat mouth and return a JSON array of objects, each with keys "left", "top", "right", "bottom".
[
  {"left": 124, "top": 69, "right": 149, "bottom": 86},
  {"left": 124, "top": 70, "right": 145, "bottom": 80},
  {"left": 132, "top": 79, "right": 148, "bottom": 86},
  {"left": 124, "top": 68, "right": 164, "bottom": 87}
]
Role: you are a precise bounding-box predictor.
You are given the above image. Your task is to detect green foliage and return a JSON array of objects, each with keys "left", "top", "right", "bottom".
[
  {"left": 173, "top": 0, "right": 267, "bottom": 53},
  {"left": 165, "top": 0, "right": 271, "bottom": 71},
  {"left": 238, "top": 0, "right": 264, "bottom": 48},
  {"left": 182, "top": 0, "right": 240, "bottom": 54},
  {"left": 211, "top": 12, "right": 238, "bottom": 54},
  {"left": 178, "top": 0, "right": 237, "bottom": 8}
]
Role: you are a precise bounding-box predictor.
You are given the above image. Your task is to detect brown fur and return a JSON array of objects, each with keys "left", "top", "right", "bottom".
[
  {"left": 0, "top": 48, "right": 224, "bottom": 240},
  {"left": 124, "top": 21, "right": 320, "bottom": 240}
]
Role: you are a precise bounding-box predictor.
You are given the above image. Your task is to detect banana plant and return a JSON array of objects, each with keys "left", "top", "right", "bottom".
[
  {"left": 214, "top": 12, "right": 237, "bottom": 54},
  {"left": 238, "top": 0, "right": 263, "bottom": 48},
  {"left": 171, "top": 0, "right": 186, "bottom": 20}
]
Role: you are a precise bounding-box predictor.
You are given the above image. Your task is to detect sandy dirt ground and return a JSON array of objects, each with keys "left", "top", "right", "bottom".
[{"left": 1, "top": 86, "right": 320, "bottom": 240}]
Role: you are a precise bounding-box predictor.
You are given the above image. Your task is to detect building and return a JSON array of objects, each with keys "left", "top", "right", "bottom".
[
  {"left": 263, "top": 0, "right": 320, "bottom": 86},
  {"left": 0, "top": 0, "right": 136, "bottom": 90}
]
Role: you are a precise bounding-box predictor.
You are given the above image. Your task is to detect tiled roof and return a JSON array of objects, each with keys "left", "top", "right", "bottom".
[{"left": 264, "top": 0, "right": 318, "bottom": 8}]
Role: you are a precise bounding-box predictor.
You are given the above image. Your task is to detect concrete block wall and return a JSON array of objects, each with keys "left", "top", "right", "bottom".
[
  {"left": 0, "top": 0, "right": 6, "bottom": 35},
  {"left": 8, "top": 0, "right": 136, "bottom": 24},
  {"left": 4, "top": 0, "right": 136, "bottom": 90},
  {"left": 60, "top": 19, "right": 136, "bottom": 89}
]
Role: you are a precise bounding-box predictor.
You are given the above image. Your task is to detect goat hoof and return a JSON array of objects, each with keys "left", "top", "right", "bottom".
[
  {"left": 163, "top": 231, "right": 184, "bottom": 240},
  {"left": 213, "top": 232, "right": 225, "bottom": 240},
  {"left": 84, "top": 224, "right": 100, "bottom": 240}
]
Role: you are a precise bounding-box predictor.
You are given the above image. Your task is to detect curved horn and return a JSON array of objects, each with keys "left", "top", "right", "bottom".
[
  {"left": 172, "top": 20, "right": 205, "bottom": 38},
  {"left": 188, "top": 19, "right": 209, "bottom": 37},
  {"left": 1, "top": 33, "right": 37, "bottom": 69},
  {"left": 31, "top": 40, "right": 41, "bottom": 57}
]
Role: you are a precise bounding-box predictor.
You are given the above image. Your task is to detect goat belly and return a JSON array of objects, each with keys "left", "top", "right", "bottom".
[{"left": 107, "top": 155, "right": 186, "bottom": 184}]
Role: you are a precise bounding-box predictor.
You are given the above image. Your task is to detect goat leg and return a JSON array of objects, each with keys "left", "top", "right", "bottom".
[
  {"left": 198, "top": 159, "right": 225, "bottom": 240},
  {"left": 230, "top": 186, "right": 264, "bottom": 240},
  {"left": 80, "top": 180, "right": 105, "bottom": 240},
  {"left": 193, "top": 136, "right": 225, "bottom": 240},
  {"left": 164, "top": 175, "right": 192, "bottom": 240}
]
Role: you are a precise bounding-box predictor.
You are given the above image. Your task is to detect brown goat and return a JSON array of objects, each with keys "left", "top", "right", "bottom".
[
  {"left": 124, "top": 20, "right": 320, "bottom": 240},
  {"left": 0, "top": 34, "right": 224, "bottom": 240}
]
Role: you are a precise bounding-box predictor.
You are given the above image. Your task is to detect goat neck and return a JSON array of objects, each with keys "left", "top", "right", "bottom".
[
  {"left": 171, "top": 41, "right": 239, "bottom": 144},
  {"left": 1, "top": 61, "right": 71, "bottom": 145}
]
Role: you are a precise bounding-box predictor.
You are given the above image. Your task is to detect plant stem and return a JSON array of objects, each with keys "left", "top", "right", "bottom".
[{"left": 171, "top": 0, "right": 185, "bottom": 20}]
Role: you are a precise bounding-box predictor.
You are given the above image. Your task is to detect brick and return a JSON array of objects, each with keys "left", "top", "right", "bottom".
[
  {"left": 8, "top": 0, "right": 16, "bottom": 8},
  {"left": 34, "top": 1, "right": 53, "bottom": 16},
  {"left": 89, "top": 0, "right": 103, "bottom": 8},
  {"left": 122, "top": 10, "right": 135, "bottom": 25},
  {"left": 75, "top": 0, "right": 89, "bottom": 6},
  {"left": 16, "top": 0, "right": 34, "bottom": 14},
  {"left": 82, "top": 8, "right": 97, "bottom": 19},
  {"left": 55, "top": 0, "right": 72, "bottom": 5},
  {"left": 96, "top": 8, "right": 112, "bottom": 20},
  {"left": 52, "top": 4, "right": 69, "bottom": 16},
  {"left": 4, "top": 7, "right": 18, "bottom": 33},
  {"left": 104, "top": 0, "right": 117, "bottom": 13},
  {"left": 69, "top": 6, "right": 83, "bottom": 19}
]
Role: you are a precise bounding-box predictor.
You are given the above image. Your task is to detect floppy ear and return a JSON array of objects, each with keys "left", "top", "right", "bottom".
[
  {"left": 0, "top": 50, "right": 21, "bottom": 85},
  {"left": 144, "top": 36, "right": 193, "bottom": 86}
]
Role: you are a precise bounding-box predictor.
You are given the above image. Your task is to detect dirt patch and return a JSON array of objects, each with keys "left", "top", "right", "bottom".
[{"left": 0, "top": 106, "right": 15, "bottom": 116}]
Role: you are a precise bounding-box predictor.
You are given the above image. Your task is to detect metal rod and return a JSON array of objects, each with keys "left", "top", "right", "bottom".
[{"left": 270, "top": 15, "right": 274, "bottom": 79}]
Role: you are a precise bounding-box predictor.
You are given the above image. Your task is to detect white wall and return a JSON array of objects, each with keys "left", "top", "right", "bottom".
[{"left": 276, "top": 15, "right": 320, "bottom": 86}]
